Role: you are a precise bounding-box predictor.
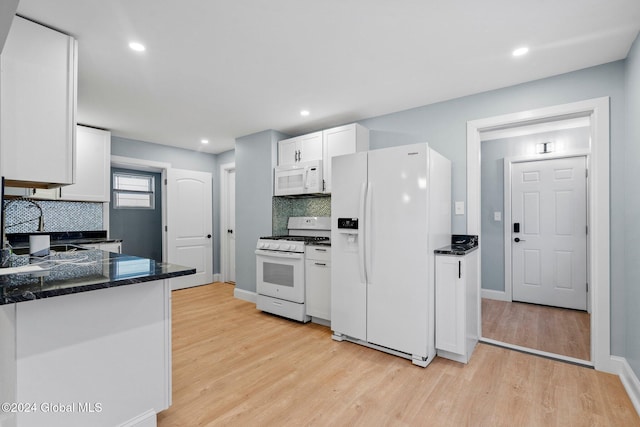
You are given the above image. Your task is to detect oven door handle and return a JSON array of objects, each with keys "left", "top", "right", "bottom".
[{"left": 255, "top": 249, "right": 304, "bottom": 259}]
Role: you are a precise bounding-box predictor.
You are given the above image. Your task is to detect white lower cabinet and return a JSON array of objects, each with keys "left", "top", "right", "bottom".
[
  {"left": 305, "top": 246, "right": 331, "bottom": 321},
  {"left": 2, "top": 280, "right": 172, "bottom": 427},
  {"left": 435, "top": 250, "right": 479, "bottom": 363}
]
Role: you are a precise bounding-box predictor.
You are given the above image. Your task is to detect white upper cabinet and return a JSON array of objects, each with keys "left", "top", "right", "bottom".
[
  {"left": 276, "top": 124, "right": 368, "bottom": 195},
  {"left": 277, "top": 131, "right": 323, "bottom": 166},
  {"left": 30, "top": 126, "right": 111, "bottom": 201},
  {"left": 61, "top": 126, "right": 111, "bottom": 202},
  {"left": 0, "top": 16, "right": 77, "bottom": 187},
  {"left": 322, "top": 123, "right": 369, "bottom": 193}
]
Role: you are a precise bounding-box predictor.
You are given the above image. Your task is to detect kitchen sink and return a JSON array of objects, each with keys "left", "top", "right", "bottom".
[{"left": 11, "top": 244, "right": 89, "bottom": 256}]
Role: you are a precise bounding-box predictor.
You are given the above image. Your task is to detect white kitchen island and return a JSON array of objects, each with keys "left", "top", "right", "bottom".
[{"left": 0, "top": 249, "right": 194, "bottom": 427}]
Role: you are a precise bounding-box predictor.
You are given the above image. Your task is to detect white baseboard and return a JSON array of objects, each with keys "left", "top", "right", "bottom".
[
  {"left": 234, "top": 287, "right": 257, "bottom": 303},
  {"left": 117, "top": 409, "right": 156, "bottom": 427},
  {"left": 213, "top": 273, "right": 221, "bottom": 282},
  {"left": 481, "top": 288, "right": 510, "bottom": 301},
  {"left": 613, "top": 356, "right": 640, "bottom": 417}
]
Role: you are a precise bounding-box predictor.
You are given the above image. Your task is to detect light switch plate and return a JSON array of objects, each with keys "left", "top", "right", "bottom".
[
  {"left": 455, "top": 201, "right": 465, "bottom": 215},
  {"left": 494, "top": 211, "right": 502, "bottom": 221}
]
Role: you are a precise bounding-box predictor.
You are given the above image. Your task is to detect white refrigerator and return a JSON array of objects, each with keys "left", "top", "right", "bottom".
[{"left": 331, "top": 143, "right": 451, "bottom": 367}]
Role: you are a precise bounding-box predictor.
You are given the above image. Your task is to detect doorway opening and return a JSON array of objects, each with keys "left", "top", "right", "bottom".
[
  {"left": 110, "top": 156, "right": 170, "bottom": 262},
  {"left": 467, "top": 97, "right": 612, "bottom": 372},
  {"left": 110, "top": 167, "right": 163, "bottom": 261},
  {"left": 220, "top": 162, "right": 236, "bottom": 284}
]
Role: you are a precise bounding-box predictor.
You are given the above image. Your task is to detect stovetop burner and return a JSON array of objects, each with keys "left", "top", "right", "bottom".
[{"left": 259, "top": 235, "right": 330, "bottom": 243}]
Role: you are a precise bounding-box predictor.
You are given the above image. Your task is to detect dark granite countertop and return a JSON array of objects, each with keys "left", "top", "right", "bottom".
[
  {"left": 0, "top": 249, "right": 195, "bottom": 305},
  {"left": 434, "top": 234, "right": 479, "bottom": 255},
  {"left": 6, "top": 231, "right": 122, "bottom": 249}
]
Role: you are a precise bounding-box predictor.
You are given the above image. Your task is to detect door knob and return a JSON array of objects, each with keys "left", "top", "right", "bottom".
[
  {"left": 227, "top": 229, "right": 233, "bottom": 234},
  {"left": 514, "top": 237, "right": 526, "bottom": 242},
  {"left": 207, "top": 234, "right": 212, "bottom": 239}
]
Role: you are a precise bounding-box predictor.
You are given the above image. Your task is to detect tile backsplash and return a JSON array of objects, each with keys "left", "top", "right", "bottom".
[
  {"left": 272, "top": 196, "right": 331, "bottom": 235},
  {"left": 3, "top": 199, "right": 103, "bottom": 233}
]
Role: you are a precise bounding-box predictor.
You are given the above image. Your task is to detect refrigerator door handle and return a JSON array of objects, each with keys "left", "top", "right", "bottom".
[
  {"left": 358, "top": 182, "right": 367, "bottom": 284},
  {"left": 365, "top": 182, "right": 373, "bottom": 284}
]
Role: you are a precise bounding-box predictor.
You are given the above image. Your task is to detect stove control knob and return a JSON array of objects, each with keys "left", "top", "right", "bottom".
[
  {"left": 281, "top": 244, "right": 290, "bottom": 250},
  {"left": 258, "top": 242, "right": 266, "bottom": 249},
  {"left": 271, "top": 243, "right": 280, "bottom": 250}
]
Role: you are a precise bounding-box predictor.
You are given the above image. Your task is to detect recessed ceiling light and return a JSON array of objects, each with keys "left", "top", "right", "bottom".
[
  {"left": 300, "top": 110, "right": 310, "bottom": 117},
  {"left": 129, "top": 42, "right": 146, "bottom": 52},
  {"left": 201, "top": 139, "right": 209, "bottom": 144},
  {"left": 512, "top": 46, "right": 529, "bottom": 57}
]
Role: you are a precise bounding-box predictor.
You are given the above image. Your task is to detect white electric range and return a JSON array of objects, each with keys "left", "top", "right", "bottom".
[{"left": 255, "top": 216, "right": 330, "bottom": 322}]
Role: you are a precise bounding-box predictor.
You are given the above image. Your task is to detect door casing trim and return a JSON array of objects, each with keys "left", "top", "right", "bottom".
[{"left": 467, "top": 97, "right": 611, "bottom": 372}]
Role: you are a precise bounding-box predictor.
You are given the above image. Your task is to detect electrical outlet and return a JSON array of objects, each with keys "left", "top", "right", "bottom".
[
  {"left": 494, "top": 211, "right": 502, "bottom": 221},
  {"left": 455, "top": 201, "right": 465, "bottom": 215}
]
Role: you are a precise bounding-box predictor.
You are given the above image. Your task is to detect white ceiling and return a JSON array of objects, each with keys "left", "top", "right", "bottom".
[{"left": 14, "top": 0, "right": 640, "bottom": 154}]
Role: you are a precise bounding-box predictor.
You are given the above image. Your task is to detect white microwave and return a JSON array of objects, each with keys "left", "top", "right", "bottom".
[{"left": 274, "top": 160, "right": 323, "bottom": 196}]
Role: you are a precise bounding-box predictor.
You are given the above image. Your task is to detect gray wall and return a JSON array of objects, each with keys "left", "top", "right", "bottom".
[
  {"left": 481, "top": 127, "right": 591, "bottom": 292},
  {"left": 624, "top": 34, "right": 640, "bottom": 378},
  {"left": 234, "top": 130, "right": 285, "bottom": 293},
  {"left": 111, "top": 137, "right": 233, "bottom": 275}
]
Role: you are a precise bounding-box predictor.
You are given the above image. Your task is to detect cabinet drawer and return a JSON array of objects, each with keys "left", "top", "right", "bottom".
[{"left": 306, "top": 246, "right": 330, "bottom": 261}]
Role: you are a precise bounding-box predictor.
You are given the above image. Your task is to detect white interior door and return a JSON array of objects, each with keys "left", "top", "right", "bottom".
[
  {"left": 511, "top": 156, "right": 587, "bottom": 310},
  {"left": 167, "top": 168, "right": 213, "bottom": 290},
  {"left": 226, "top": 169, "right": 236, "bottom": 283}
]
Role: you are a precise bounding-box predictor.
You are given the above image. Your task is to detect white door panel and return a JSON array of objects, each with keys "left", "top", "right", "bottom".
[
  {"left": 167, "top": 168, "right": 213, "bottom": 290},
  {"left": 512, "top": 157, "right": 587, "bottom": 310}
]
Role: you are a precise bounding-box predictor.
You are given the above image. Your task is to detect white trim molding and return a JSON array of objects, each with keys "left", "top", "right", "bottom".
[
  {"left": 467, "top": 97, "right": 612, "bottom": 372},
  {"left": 234, "top": 287, "right": 257, "bottom": 304},
  {"left": 614, "top": 356, "right": 640, "bottom": 417},
  {"left": 481, "top": 288, "right": 510, "bottom": 302}
]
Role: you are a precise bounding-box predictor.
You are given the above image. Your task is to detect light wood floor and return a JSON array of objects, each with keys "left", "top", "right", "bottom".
[
  {"left": 482, "top": 298, "right": 590, "bottom": 361},
  {"left": 158, "top": 282, "right": 638, "bottom": 426}
]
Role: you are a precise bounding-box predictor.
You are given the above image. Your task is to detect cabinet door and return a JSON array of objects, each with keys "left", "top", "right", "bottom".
[
  {"left": 0, "top": 17, "right": 76, "bottom": 186},
  {"left": 278, "top": 138, "right": 299, "bottom": 166},
  {"left": 298, "top": 131, "right": 323, "bottom": 162},
  {"left": 61, "top": 126, "right": 111, "bottom": 202},
  {"left": 305, "top": 258, "right": 331, "bottom": 320},
  {"left": 322, "top": 124, "right": 369, "bottom": 193},
  {"left": 323, "top": 125, "right": 356, "bottom": 193},
  {"left": 435, "top": 256, "right": 465, "bottom": 354}
]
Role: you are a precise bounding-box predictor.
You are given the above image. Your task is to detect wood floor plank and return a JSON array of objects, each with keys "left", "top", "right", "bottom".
[
  {"left": 482, "top": 298, "right": 590, "bottom": 360},
  {"left": 157, "top": 283, "right": 638, "bottom": 426}
]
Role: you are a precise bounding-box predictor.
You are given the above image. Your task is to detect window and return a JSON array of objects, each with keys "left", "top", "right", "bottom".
[{"left": 113, "top": 172, "right": 155, "bottom": 209}]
